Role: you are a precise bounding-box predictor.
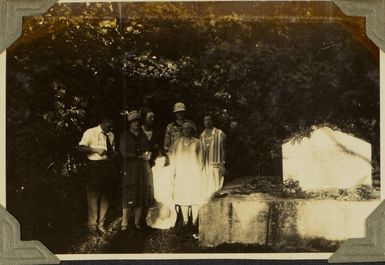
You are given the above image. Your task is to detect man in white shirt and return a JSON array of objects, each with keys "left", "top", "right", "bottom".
[{"left": 79, "top": 117, "right": 117, "bottom": 233}]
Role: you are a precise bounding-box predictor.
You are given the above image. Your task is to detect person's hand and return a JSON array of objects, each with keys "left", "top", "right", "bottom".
[
  {"left": 93, "top": 148, "right": 107, "bottom": 156},
  {"left": 142, "top": 152, "right": 151, "bottom": 161}
]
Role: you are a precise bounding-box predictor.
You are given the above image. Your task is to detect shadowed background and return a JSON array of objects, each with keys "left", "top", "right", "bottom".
[{"left": 5, "top": 1, "right": 379, "bottom": 253}]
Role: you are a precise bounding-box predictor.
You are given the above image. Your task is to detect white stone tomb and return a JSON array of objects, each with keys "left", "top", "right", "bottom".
[{"left": 282, "top": 126, "right": 372, "bottom": 190}]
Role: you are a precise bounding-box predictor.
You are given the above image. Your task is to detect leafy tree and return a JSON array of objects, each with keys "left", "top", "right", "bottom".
[{"left": 5, "top": 2, "right": 379, "bottom": 251}]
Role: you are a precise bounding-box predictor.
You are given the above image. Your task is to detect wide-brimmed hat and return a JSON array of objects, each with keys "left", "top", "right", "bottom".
[
  {"left": 146, "top": 204, "right": 177, "bottom": 230},
  {"left": 173, "top": 102, "right": 186, "bottom": 113},
  {"left": 127, "top": 110, "right": 141, "bottom": 122}
]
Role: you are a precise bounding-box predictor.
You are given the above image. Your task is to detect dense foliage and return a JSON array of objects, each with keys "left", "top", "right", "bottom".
[{"left": 5, "top": 2, "right": 379, "bottom": 252}]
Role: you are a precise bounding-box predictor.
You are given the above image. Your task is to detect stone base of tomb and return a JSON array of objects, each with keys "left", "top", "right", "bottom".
[{"left": 199, "top": 177, "right": 380, "bottom": 249}]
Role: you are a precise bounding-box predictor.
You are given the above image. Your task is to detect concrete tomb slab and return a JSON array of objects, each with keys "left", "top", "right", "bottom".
[{"left": 282, "top": 126, "right": 372, "bottom": 190}]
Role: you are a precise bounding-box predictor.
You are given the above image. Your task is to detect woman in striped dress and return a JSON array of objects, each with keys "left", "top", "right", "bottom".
[{"left": 200, "top": 114, "right": 227, "bottom": 200}]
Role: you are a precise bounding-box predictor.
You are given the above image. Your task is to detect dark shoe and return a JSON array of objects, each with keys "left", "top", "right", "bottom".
[{"left": 134, "top": 223, "right": 142, "bottom": 230}]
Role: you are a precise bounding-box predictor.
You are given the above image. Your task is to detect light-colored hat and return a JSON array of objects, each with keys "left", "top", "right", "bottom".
[
  {"left": 173, "top": 102, "right": 186, "bottom": 113},
  {"left": 182, "top": 120, "right": 195, "bottom": 129},
  {"left": 127, "top": 110, "right": 141, "bottom": 122},
  {"left": 146, "top": 204, "right": 177, "bottom": 230}
]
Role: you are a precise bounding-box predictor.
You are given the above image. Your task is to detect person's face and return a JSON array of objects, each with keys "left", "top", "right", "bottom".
[
  {"left": 146, "top": 112, "right": 155, "bottom": 126},
  {"left": 204, "top": 116, "right": 213, "bottom": 129},
  {"left": 175, "top": 111, "right": 185, "bottom": 120},
  {"left": 101, "top": 121, "right": 113, "bottom": 133},
  {"left": 182, "top": 126, "right": 193, "bottom": 137},
  {"left": 130, "top": 119, "right": 140, "bottom": 130}
]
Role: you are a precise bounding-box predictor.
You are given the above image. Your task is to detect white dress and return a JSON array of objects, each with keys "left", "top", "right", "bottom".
[
  {"left": 152, "top": 156, "right": 175, "bottom": 207},
  {"left": 147, "top": 156, "right": 177, "bottom": 229},
  {"left": 170, "top": 137, "right": 205, "bottom": 206}
]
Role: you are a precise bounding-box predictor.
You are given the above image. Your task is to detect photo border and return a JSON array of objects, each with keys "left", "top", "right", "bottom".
[{"left": 1, "top": 0, "right": 384, "bottom": 263}]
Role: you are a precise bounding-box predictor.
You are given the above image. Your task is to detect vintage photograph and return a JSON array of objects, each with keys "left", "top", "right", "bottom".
[{"left": 5, "top": 1, "right": 381, "bottom": 255}]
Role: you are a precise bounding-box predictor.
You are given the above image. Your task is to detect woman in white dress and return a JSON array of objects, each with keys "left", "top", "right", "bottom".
[{"left": 170, "top": 121, "right": 205, "bottom": 225}]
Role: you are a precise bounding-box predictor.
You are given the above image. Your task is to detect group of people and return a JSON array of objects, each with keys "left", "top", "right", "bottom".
[{"left": 78, "top": 102, "right": 226, "bottom": 233}]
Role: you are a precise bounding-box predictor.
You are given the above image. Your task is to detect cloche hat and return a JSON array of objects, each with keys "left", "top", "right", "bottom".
[
  {"left": 182, "top": 120, "right": 195, "bottom": 129},
  {"left": 127, "top": 110, "right": 141, "bottom": 122},
  {"left": 173, "top": 102, "right": 187, "bottom": 113}
]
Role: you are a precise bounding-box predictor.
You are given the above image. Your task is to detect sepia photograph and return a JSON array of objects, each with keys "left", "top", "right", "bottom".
[{"left": 5, "top": 0, "right": 381, "bottom": 256}]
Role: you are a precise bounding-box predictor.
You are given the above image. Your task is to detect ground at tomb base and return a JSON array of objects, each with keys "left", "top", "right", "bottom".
[
  {"left": 66, "top": 175, "right": 347, "bottom": 254},
  {"left": 66, "top": 214, "right": 341, "bottom": 254},
  {"left": 18, "top": 175, "right": 376, "bottom": 254}
]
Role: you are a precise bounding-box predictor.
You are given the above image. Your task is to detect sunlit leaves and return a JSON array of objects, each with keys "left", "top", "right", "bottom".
[
  {"left": 41, "top": 81, "right": 87, "bottom": 132},
  {"left": 121, "top": 52, "right": 181, "bottom": 80}
]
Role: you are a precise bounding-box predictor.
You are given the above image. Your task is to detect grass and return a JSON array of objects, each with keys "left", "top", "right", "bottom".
[
  {"left": 11, "top": 174, "right": 344, "bottom": 254},
  {"left": 66, "top": 214, "right": 340, "bottom": 254}
]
